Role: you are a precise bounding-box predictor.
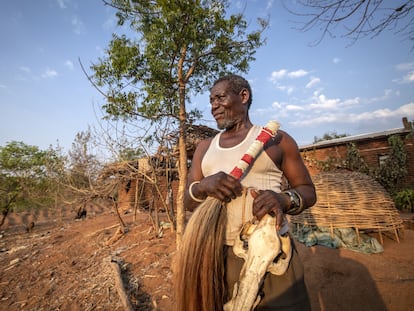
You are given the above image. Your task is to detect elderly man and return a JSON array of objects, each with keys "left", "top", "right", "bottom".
[{"left": 184, "top": 74, "right": 316, "bottom": 310}]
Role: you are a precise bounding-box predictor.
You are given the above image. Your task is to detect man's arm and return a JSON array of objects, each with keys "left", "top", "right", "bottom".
[
  {"left": 253, "top": 131, "right": 316, "bottom": 227},
  {"left": 184, "top": 139, "right": 209, "bottom": 211},
  {"left": 279, "top": 131, "right": 316, "bottom": 209}
]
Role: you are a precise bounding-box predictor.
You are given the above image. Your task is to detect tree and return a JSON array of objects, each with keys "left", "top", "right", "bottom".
[
  {"left": 90, "top": 0, "right": 267, "bottom": 244},
  {"left": 118, "top": 146, "right": 145, "bottom": 161},
  {"left": 345, "top": 142, "right": 369, "bottom": 173},
  {"left": 0, "top": 174, "right": 20, "bottom": 227},
  {"left": 67, "top": 129, "right": 102, "bottom": 191},
  {"left": 375, "top": 135, "right": 407, "bottom": 193},
  {"left": 313, "top": 131, "right": 349, "bottom": 143},
  {"left": 0, "top": 141, "right": 63, "bottom": 227},
  {"left": 285, "top": 0, "right": 414, "bottom": 49}
]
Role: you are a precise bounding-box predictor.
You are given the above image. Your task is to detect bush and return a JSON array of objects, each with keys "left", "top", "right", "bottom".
[
  {"left": 393, "top": 189, "right": 414, "bottom": 212},
  {"left": 375, "top": 135, "right": 407, "bottom": 194}
]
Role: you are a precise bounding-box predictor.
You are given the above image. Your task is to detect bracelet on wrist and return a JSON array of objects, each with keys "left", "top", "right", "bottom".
[
  {"left": 282, "top": 189, "right": 304, "bottom": 215},
  {"left": 189, "top": 181, "right": 205, "bottom": 203}
]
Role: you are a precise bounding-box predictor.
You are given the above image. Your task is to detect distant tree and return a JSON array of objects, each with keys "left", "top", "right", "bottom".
[
  {"left": 118, "top": 146, "right": 145, "bottom": 161},
  {"left": 90, "top": 0, "right": 268, "bottom": 244},
  {"left": 285, "top": 0, "right": 414, "bottom": 49},
  {"left": 67, "top": 129, "right": 102, "bottom": 190},
  {"left": 313, "top": 131, "right": 349, "bottom": 143},
  {"left": 0, "top": 141, "right": 63, "bottom": 227},
  {"left": 0, "top": 174, "right": 20, "bottom": 227}
]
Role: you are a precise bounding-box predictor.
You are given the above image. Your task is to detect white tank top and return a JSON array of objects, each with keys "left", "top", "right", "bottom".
[{"left": 201, "top": 125, "right": 289, "bottom": 245}]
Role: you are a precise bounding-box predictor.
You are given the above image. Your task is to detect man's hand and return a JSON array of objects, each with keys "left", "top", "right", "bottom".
[
  {"left": 198, "top": 171, "right": 243, "bottom": 202},
  {"left": 251, "top": 189, "right": 286, "bottom": 230}
]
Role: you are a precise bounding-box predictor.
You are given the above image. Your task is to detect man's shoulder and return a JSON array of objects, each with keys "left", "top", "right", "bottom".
[
  {"left": 264, "top": 129, "right": 296, "bottom": 149},
  {"left": 192, "top": 137, "right": 215, "bottom": 161},
  {"left": 197, "top": 136, "right": 214, "bottom": 150},
  {"left": 199, "top": 136, "right": 214, "bottom": 147}
]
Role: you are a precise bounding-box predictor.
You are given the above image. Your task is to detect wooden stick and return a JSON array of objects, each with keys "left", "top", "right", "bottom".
[
  {"left": 108, "top": 257, "right": 134, "bottom": 311},
  {"left": 229, "top": 121, "right": 280, "bottom": 179}
]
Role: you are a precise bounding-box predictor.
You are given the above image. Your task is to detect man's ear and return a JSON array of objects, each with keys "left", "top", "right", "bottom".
[{"left": 240, "top": 88, "right": 250, "bottom": 105}]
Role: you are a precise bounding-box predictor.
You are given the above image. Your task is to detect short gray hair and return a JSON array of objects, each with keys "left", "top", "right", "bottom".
[{"left": 212, "top": 74, "right": 252, "bottom": 109}]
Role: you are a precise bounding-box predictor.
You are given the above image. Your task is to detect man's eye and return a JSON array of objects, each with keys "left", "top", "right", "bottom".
[{"left": 210, "top": 95, "right": 225, "bottom": 104}]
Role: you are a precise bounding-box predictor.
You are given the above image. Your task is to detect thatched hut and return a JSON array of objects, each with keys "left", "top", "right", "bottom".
[
  {"left": 170, "top": 123, "right": 219, "bottom": 159},
  {"left": 104, "top": 124, "right": 219, "bottom": 213}
]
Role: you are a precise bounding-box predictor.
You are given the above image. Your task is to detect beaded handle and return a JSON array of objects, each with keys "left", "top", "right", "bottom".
[{"left": 229, "top": 121, "right": 280, "bottom": 180}]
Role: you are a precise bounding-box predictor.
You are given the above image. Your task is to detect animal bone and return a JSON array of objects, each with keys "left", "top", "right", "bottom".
[
  {"left": 268, "top": 233, "right": 292, "bottom": 275},
  {"left": 224, "top": 214, "right": 292, "bottom": 311}
]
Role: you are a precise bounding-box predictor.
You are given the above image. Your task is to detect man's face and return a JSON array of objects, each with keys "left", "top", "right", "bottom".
[{"left": 209, "top": 81, "right": 246, "bottom": 130}]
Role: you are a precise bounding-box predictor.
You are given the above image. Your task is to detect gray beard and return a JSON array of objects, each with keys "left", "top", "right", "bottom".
[{"left": 217, "top": 119, "right": 235, "bottom": 130}]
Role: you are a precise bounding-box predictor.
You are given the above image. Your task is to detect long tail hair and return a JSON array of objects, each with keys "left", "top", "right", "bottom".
[{"left": 174, "top": 197, "right": 227, "bottom": 311}]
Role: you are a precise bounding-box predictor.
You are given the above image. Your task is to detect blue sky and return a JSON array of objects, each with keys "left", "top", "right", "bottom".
[{"left": 1, "top": 0, "right": 413, "bottom": 155}]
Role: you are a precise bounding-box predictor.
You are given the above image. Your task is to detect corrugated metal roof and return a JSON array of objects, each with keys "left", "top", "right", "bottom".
[{"left": 300, "top": 127, "right": 411, "bottom": 150}]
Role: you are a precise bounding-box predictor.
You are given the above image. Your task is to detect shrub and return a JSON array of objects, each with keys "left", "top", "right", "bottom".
[
  {"left": 375, "top": 135, "right": 407, "bottom": 194},
  {"left": 393, "top": 189, "right": 414, "bottom": 212}
]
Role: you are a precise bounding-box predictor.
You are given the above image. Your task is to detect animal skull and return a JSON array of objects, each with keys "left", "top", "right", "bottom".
[{"left": 224, "top": 214, "right": 292, "bottom": 311}]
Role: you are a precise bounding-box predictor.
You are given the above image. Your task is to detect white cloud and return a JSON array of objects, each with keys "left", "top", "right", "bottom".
[
  {"left": 292, "top": 113, "right": 340, "bottom": 126},
  {"left": 333, "top": 57, "right": 341, "bottom": 64},
  {"left": 398, "top": 102, "right": 414, "bottom": 117},
  {"left": 353, "top": 109, "right": 392, "bottom": 121},
  {"left": 272, "top": 101, "right": 282, "bottom": 109},
  {"left": 270, "top": 69, "right": 288, "bottom": 81},
  {"left": 275, "top": 85, "right": 294, "bottom": 94},
  {"left": 306, "top": 77, "right": 320, "bottom": 89},
  {"left": 402, "top": 71, "right": 414, "bottom": 83},
  {"left": 270, "top": 69, "right": 308, "bottom": 82},
  {"left": 56, "top": 0, "right": 67, "bottom": 9},
  {"left": 286, "top": 104, "right": 304, "bottom": 111},
  {"left": 269, "top": 69, "right": 310, "bottom": 95},
  {"left": 42, "top": 68, "right": 58, "bottom": 78},
  {"left": 306, "top": 92, "right": 360, "bottom": 111},
  {"left": 254, "top": 107, "right": 273, "bottom": 115},
  {"left": 291, "top": 103, "right": 414, "bottom": 127},
  {"left": 366, "top": 89, "right": 393, "bottom": 104},
  {"left": 266, "top": 0, "right": 274, "bottom": 10},
  {"left": 0, "top": 84, "right": 6, "bottom": 89},
  {"left": 64, "top": 60, "right": 74, "bottom": 70},
  {"left": 352, "top": 103, "right": 414, "bottom": 121},
  {"left": 341, "top": 97, "right": 360, "bottom": 107},
  {"left": 396, "top": 61, "right": 414, "bottom": 71},
  {"left": 313, "top": 88, "right": 323, "bottom": 96},
  {"left": 309, "top": 94, "right": 341, "bottom": 110},
  {"left": 288, "top": 69, "right": 308, "bottom": 78},
  {"left": 394, "top": 62, "right": 414, "bottom": 84},
  {"left": 19, "top": 66, "right": 31, "bottom": 73},
  {"left": 71, "top": 15, "right": 85, "bottom": 35}
]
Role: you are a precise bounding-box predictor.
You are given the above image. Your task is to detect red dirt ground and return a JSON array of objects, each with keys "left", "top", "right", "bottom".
[{"left": 0, "top": 206, "right": 413, "bottom": 311}]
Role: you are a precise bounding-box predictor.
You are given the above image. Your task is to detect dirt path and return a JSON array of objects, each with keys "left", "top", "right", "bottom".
[{"left": 0, "top": 209, "right": 413, "bottom": 310}]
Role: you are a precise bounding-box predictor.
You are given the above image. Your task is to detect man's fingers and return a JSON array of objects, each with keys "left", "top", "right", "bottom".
[
  {"left": 276, "top": 208, "right": 283, "bottom": 231},
  {"left": 250, "top": 189, "right": 285, "bottom": 231},
  {"left": 250, "top": 189, "right": 259, "bottom": 199}
]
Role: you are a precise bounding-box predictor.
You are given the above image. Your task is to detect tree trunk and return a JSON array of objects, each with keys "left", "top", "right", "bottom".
[{"left": 176, "top": 83, "right": 188, "bottom": 247}]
